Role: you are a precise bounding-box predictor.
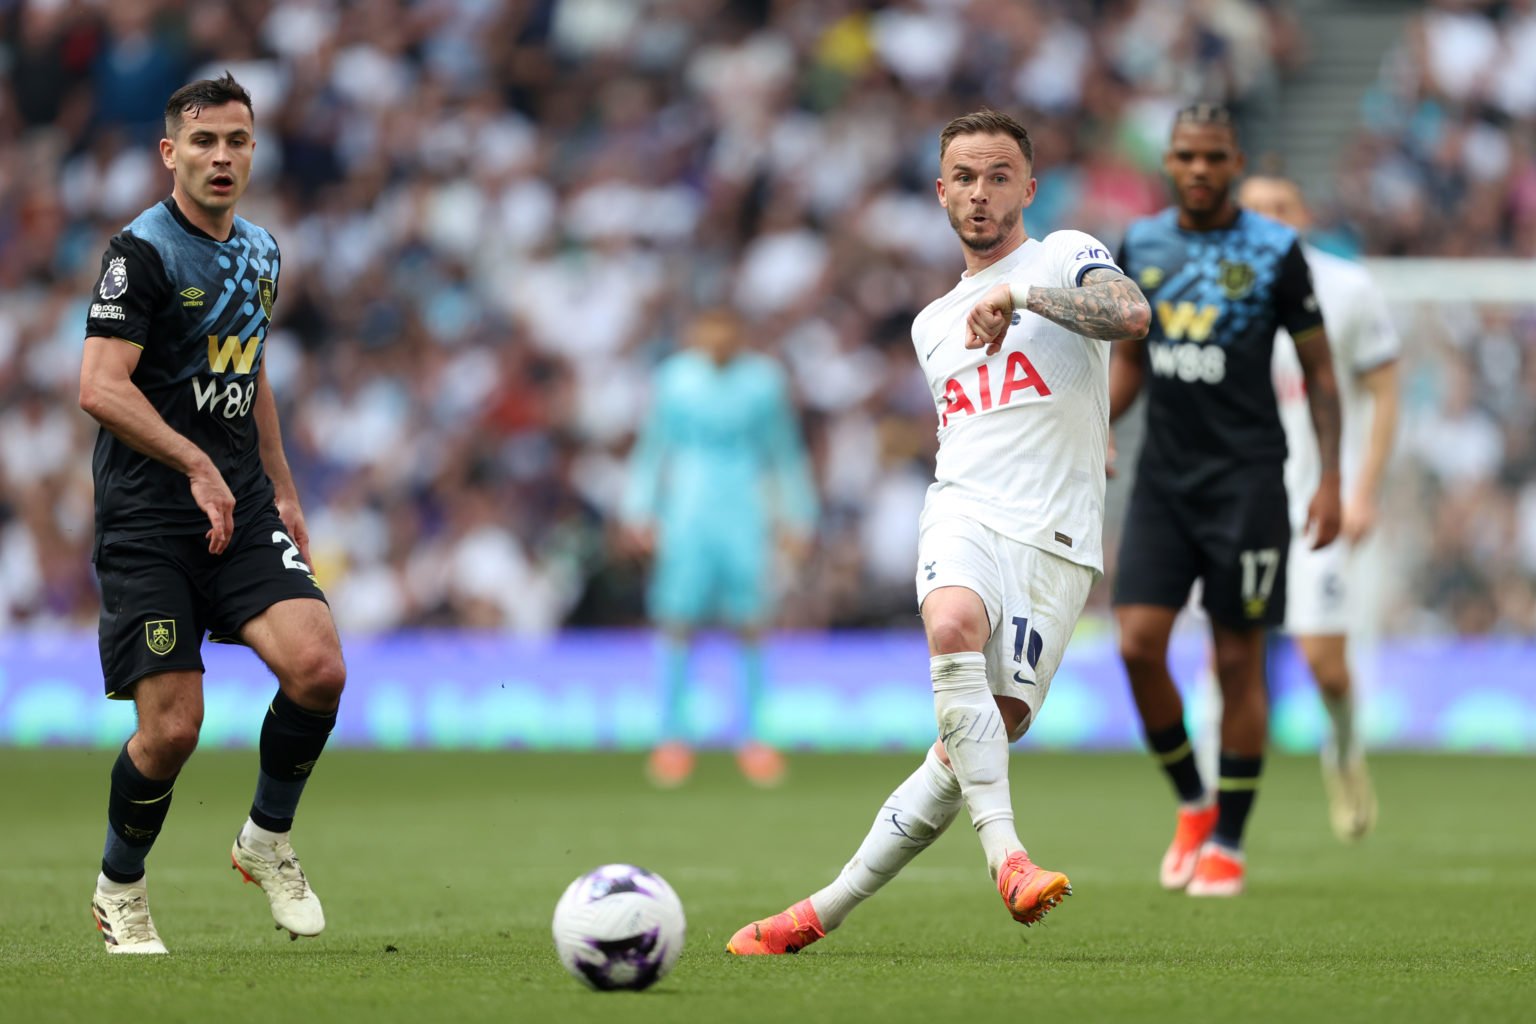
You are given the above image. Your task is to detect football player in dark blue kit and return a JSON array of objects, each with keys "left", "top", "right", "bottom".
[
  {"left": 1110, "top": 104, "right": 1343, "bottom": 897},
  {"left": 80, "top": 74, "right": 343, "bottom": 952}
]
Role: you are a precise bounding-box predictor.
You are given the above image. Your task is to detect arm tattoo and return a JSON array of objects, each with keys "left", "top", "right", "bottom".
[{"left": 1022, "top": 267, "right": 1151, "bottom": 341}]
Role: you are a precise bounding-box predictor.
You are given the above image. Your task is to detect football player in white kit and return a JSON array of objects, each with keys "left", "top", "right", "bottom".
[
  {"left": 728, "top": 110, "right": 1150, "bottom": 954},
  {"left": 1230, "top": 176, "right": 1399, "bottom": 840}
]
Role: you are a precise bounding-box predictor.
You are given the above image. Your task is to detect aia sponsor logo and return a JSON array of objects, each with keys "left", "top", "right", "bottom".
[{"left": 940, "top": 351, "right": 1051, "bottom": 426}]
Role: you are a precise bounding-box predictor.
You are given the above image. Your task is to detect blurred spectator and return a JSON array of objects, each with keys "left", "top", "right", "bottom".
[{"left": 1346, "top": 0, "right": 1536, "bottom": 258}]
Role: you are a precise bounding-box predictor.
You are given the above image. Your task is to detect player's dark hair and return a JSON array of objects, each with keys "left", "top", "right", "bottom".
[
  {"left": 164, "top": 72, "right": 253, "bottom": 138},
  {"left": 939, "top": 110, "right": 1033, "bottom": 166},
  {"left": 1172, "top": 101, "right": 1238, "bottom": 142}
]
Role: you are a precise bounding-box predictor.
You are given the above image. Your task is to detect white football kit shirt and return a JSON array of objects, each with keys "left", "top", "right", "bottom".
[
  {"left": 912, "top": 230, "right": 1119, "bottom": 575},
  {"left": 1272, "top": 244, "right": 1400, "bottom": 633},
  {"left": 910, "top": 230, "right": 1120, "bottom": 726}
]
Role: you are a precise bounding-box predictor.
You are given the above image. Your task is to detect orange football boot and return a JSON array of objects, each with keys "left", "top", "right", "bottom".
[
  {"left": 736, "top": 742, "right": 787, "bottom": 788},
  {"left": 1160, "top": 804, "right": 1218, "bottom": 890},
  {"left": 646, "top": 741, "right": 694, "bottom": 788},
  {"left": 997, "top": 851, "right": 1072, "bottom": 926},
  {"left": 726, "top": 898, "right": 825, "bottom": 955},
  {"left": 1186, "top": 842, "right": 1245, "bottom": 897}
]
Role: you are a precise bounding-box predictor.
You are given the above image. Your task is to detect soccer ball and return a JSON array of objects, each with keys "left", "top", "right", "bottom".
[{"left": 551, "top": 864, "right": 685, "bottom": 991}]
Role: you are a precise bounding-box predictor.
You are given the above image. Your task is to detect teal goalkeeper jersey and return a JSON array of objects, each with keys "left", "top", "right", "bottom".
[{"left": 623, "top": 350, "right": 817, "bottom": 543}]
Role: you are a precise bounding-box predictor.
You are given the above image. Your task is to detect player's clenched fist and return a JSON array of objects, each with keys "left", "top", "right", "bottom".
[{"left": 965, "top": 282, "right": 1016, "bottom": 356}]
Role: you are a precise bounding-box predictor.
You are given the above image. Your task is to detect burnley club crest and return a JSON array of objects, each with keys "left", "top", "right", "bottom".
[
  {"left": 144, "top": 619, "right": 176, "bottom": 656},
  {"left": 258, "top": 277, "right": 275, "bottom": 320}
]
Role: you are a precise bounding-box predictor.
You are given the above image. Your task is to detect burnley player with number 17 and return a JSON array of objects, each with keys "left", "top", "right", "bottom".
[{"left": 1110, "top": 104, "right": 1344, "bottom": 897}]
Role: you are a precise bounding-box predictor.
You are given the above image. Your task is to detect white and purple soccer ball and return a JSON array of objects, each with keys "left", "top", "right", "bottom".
[{"left": 552, "top": 864, "right": 685, "bottom": 991}]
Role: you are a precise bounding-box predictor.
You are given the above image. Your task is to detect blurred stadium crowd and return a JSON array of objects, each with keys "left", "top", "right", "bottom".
[
  {"left": 1354, "top": 0, "right": 1536, "bottom": 636},
  {"left": 0, "top": 0, "right": 1532, "bottom": 636}
]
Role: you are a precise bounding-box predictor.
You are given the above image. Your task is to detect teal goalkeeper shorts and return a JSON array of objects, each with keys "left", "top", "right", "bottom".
[{"left": 649, "top": 530, "right": 770, "bottom": 627}]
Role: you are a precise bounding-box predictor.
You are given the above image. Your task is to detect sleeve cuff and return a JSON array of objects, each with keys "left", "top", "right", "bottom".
[{"left": 1074, "top": 262, "right": 1121, "bottom": 287}]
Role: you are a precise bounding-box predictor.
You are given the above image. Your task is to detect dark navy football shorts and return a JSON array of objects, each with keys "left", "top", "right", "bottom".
[
  {"left": 94, "top": 506, "right": 327, "bottom": 698},
  {"left": 1113, "top": 468, "right": 1291, "bottom": 629}
]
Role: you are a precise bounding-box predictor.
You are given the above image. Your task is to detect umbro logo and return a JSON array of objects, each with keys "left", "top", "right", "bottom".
[{"left": 180, "top": 286, "right": 205, "bottom": 308}]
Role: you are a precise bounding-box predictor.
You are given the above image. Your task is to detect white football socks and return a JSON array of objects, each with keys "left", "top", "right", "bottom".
[
  {"left": 808, "top": 745, "right": 962, "bottom": 931},
  {"left": 1322, "top": 688, "right": 1357, "bottom": 766},
  {"left": 1194, "top": 659, "right": 1221, "bottom": 790},
  {"left": 931, "top": 651, "right": 1023, "bottom": 876},
  {"left": 97, "top": 872, "right": 139, "bottom": 895},
  {"left": 239, "top": 818, "right": 287, "bottom": 849}
]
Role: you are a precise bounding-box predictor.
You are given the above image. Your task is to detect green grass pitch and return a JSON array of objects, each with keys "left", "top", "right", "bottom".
[{"left": 2, "top": 748, "right": 1532, "bottom": 1023}]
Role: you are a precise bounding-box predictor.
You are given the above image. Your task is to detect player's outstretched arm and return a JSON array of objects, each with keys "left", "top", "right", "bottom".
[
  {"left": 1018, "top": 266, "right": 1152, "bottom": 342},
  {"left": 80, "top": 336, "right": 236, "bottom": 553},
  {"left": 1294, "top": 326, "right": 1343, "bottom": 549},
  {"left": 254, "top": 361, "right": 310, "bottom": 565},
  {"left": 966, "top": 269, "right": 1150, "bottom": 355}
]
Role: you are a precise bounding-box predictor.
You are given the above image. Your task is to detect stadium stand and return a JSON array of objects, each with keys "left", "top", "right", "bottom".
[{"left": 0, "top": 0, "right": 1529, "bottom": 636}]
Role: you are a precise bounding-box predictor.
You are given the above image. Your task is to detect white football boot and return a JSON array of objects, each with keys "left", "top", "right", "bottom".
[
  {"left": 231, "top": 823, "right": 326, "bottom": 939},
  {"left": 1322, "top": 744, "right": 1378, "bottom": 842},
  {"left": 92, "top": 875, "right": 169, "bottom": 954}
]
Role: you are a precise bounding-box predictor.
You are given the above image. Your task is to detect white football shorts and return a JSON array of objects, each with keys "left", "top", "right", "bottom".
[
  {"left": 915, "top": 515, "right": 1094, "bottom": 738},
  {"left": 1283, "top": 531, "right": 1351, "bottom": 636}
]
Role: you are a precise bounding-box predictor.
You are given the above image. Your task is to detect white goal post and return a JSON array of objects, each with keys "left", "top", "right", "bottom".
[{"left": 1362, "top": 258, "right": 1534, "bottom": 305}]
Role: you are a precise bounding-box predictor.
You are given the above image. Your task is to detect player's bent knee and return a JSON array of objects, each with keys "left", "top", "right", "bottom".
[
  {"left": 926, "top": 620, "right": 966, "bottom": 653},
  {"left": 288, "top": 649, "right": 347, "bottom": 708},
  {"left": 1304, "top": 652, "right": 1350, "bottom": 694},
  {"left": 927, "top": 617, "right": 984, "bottom": 655},
  {"left": 1213, "top": 645, "right": 1264, "bottom": 694},
  {"left": 1312, "top": 671, "right": 1350, "bottom": 698},
  {"left": 145, "top": 719, "right": 202, "bottom": 764},
  {"left": 1118, "top": 632, "right": 1164, "bottom": 677}
]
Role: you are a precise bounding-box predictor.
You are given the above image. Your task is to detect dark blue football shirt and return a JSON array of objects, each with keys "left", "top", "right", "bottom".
[
  {"left": 1118, "top": 207, "right": 1324, "bottom": 491},
  {"left": 84, "top": 196, "right": 281, "bottom": 548}
]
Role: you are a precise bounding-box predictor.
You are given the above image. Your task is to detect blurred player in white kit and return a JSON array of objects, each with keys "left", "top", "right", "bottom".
[{"left": 728, "top": 109, "right": 1150, "bottom": 954}]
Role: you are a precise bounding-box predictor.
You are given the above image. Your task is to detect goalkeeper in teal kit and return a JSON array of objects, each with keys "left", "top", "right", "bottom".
[{"left": 621, "top": 308, "right": 817, "bottom": 787}]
